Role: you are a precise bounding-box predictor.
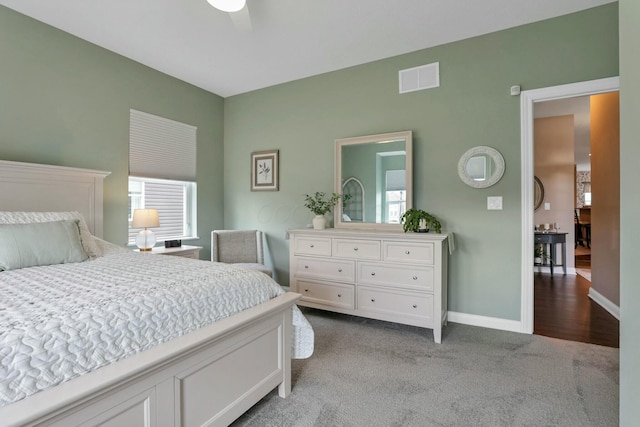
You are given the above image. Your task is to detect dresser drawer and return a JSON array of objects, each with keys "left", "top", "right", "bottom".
[
  {"left": 333, "top": 238, "right": 381, "bottom": 260},
  {"left": 383, "top": 241, "right": 434, "bottom": 265},
  {"left": 293, "top": 236, "right": 332, "bottom": 256},
  {"left": 293, "top": 256, "right": 355, "bottom": 283},
  {"left": 357, "top": 286, "right": 434, "bottom": 323},
  {"left": 358, "top": 262, "right": 434, "bottom": 291},
  {"left": 296, "top": 280, "right": 355, "bottom": 309}
]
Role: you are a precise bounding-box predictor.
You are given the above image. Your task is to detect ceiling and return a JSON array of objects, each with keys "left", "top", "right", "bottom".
[{"left": 0, "top": 0, "right": 615, "bottom": 97}]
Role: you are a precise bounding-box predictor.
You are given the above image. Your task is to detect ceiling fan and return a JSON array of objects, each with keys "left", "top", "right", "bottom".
[{"left": 207, "top": 0, "right": 253, "bottom": 32}]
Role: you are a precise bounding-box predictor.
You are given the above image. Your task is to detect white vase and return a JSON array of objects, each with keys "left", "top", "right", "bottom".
[{"left": 312, "top": 215, "right": 327, "bottom": 230}]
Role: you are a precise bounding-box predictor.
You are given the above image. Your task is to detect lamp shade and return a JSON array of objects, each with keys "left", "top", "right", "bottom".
[
  {"left": 207, "top": 0, "right": 245, "bottom": 12},
  {"left": 132, "top": 208, "right": 160, "bottom": 228}
]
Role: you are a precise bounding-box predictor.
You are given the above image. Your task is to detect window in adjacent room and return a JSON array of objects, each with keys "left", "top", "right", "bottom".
[{"left": 128, "top": 109, "right": 197, "bottom": 245}]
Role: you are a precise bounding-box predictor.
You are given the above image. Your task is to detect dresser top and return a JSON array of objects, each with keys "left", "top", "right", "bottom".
[{"left": 287, "top": 228, "right": 449, "bottom": 243}]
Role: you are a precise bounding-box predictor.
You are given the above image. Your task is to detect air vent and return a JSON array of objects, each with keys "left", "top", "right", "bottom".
[{"left": 399, "top": 62, "right": 440, "bottom": 94}]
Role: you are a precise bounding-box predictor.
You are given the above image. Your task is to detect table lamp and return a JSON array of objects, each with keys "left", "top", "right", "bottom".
[{"left": 132, "top": 208, "right": 160, "bottom": 251}]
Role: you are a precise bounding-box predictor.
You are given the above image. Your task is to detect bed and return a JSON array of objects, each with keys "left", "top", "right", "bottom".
[{"left": 0, "top": 160, "right": 313, "bottom": 427}]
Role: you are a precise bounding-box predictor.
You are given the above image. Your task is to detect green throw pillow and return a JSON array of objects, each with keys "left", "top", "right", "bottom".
[{"left": 0, "top": 220, "right": 88, "bottom": 271}]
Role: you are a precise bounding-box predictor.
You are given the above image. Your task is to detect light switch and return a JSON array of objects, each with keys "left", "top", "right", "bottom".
[
  {"left": 487, "top": 196, "right": 503, "bottom": 210},
  {"left": 544, "top": 202, "right": 551, "bottom": 210}
]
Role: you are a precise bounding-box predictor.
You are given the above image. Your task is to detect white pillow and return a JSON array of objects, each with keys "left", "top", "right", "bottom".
[{"left": 0, "top": 211, "right": 101, "bottom": 258}]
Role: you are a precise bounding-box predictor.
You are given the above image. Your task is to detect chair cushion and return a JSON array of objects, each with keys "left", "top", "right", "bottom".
[{"left": 233, "top": 262, "right": 273, "bottom": 277}]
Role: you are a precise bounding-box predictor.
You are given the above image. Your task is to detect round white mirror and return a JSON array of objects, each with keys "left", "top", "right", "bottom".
[{"left": 458, "top": 146, "right": 505, "bottom": 188}]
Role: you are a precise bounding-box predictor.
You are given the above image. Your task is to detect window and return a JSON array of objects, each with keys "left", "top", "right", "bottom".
[
  {"left": 129, "top": 109, "right": 197, "bottom": 245},
  {"left": 127, "top": 177, "right": 197, "bottom": 244},
  {"left": 385, "top": 169, "right": 406, "bottom": 223}
]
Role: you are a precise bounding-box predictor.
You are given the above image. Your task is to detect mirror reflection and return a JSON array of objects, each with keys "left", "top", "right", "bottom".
[
  {"left": 335, "top": 131, "right": 412, "bottom": 230},
  {"left": 466, "top": 156, "right": 487, "bottom": 181}
]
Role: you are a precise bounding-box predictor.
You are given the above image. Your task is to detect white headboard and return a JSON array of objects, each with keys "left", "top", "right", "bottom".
[{"left": 0, "top": 160, "right": 111, "bottom": 238}]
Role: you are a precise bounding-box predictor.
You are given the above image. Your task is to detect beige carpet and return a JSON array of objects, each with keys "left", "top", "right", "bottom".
[{"left": 233, "top": 308, "right": 618, "bottom": 427}]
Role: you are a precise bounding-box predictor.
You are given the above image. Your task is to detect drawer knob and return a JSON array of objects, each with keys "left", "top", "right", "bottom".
[
  {"left": 412, "top": 304, "right": 418, "bottom": 308},
  {"left": 338, "top": 294, "right": 342, "bottom": 298},
  {"left": 405, "top": 250, "right": 410, "bottom": 255},
  {"left": 413, "top": 276, "right": 418, "bottom": 280},
  {"left": 371, "top": 298, "right": 376, "bottom": 302},
  {"left": 353, "top": 247, "right": 359, "bottom": 251},
  {"left": 304, "top": 265, "right": 309, "bottom": 269},
  {"left": 304, "top": 289, "right": 309, "bottom": 292},
  {"left": 338, "top": 268, "right": 343, "bottom": 273},
  {"left": 310, "top": 244, "right": 314, "bottom": 248},
  {"left": 370, "top": 272, "right": 376, "bottom": 276}
]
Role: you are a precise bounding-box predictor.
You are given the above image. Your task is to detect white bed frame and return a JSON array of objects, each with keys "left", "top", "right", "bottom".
[{"left": 0, "top": 160, "right": 301, "bottom": 427}]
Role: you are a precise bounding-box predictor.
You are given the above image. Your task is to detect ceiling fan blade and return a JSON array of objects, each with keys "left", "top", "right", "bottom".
[{"left": 229, "top": 5, "right": 252, "bottom": 33}]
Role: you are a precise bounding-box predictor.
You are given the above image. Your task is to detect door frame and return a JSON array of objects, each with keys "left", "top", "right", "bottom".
[{"left": 519, "top": 76, "right": 619, "bottom": 334}]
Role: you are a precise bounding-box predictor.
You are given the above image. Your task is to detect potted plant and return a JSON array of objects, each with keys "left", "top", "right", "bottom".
[
  {"left": 534, "top": 245, "right": 550, "bottom": 265},
  {"left": 401, "top": 209, "right": 442, "bottom": 233},
  {"left": 304, "top": 192, "right": 344, "bottom": 229}
]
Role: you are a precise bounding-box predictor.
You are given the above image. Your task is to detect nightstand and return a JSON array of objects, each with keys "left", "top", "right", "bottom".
[{"left": 134, "top": 245, "right": 202, "bottom": 259}]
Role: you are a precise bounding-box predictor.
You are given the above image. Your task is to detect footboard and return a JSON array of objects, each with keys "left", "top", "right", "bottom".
[{"left": 0, "top": 293, "right": 301, "bottom": 427}]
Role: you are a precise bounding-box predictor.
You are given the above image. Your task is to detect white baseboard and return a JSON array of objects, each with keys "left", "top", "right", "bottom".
[
  {"left": 588, "top": 287, "right": 620, "bottom": 320},
  {"left": 448, "top": 311, "right": 524, "bottom": 333},
  {"left": 533, "top": 266, "right": 577, "bottom": 275}
]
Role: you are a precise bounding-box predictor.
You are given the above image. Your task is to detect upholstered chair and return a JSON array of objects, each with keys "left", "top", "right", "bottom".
[{"left": 210, "top": 230, "right": 272, "bottom": 277}]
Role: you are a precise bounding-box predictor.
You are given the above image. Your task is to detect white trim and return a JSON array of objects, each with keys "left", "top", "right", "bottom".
[
  {"left": 520, "top": 77, "right": 620, "bottom": 334},
  {"left": 448, "top": 311, "right": 522, "bottom": 333},
  {"left": 533, "top": 267, "right": 577, "bottom": 275},
  {"left": 588, "top": 287, "right": 621, "bottom": 320}
]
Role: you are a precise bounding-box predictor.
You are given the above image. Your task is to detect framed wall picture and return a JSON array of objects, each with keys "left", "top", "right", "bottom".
[{"left": 251, "top": 149, "right": 279, "bottom": 191}]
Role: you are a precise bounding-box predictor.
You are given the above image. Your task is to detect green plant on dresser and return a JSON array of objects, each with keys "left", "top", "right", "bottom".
[{"left": 401, "top": 209, "right": 442, "bottom": 233}]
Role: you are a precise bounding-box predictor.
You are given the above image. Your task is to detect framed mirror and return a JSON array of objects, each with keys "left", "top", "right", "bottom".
[
  {"left": 457, "top": 146, "right": 505, "bottom": 188},
  {"left": 534, "top": 176, "right": 544, "bottom": 211},
  {"left": 334, "top": 130, "right": 412, "bottom": 230}
]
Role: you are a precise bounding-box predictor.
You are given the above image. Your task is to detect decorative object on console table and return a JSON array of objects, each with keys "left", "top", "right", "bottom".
[
  {"left": 304, "top": 191, "right": 346, "bottom": 230},
  {"left": 401, "top": 209, "right": 442, "bottom": 233},
  {"left": 288, "top": 228, "right": 449, "bottom": 343},
  {"left": 534, "top": 244, "right": 550, "bottom": 265},
  {"left": 132, "top": 208, "right": 160, "bottom": 251},
  {"left": 134, "top": 244, "right": 202, "bottom": 259},
  {"left": 251, "top": 149, "right": 279, "bottom": 191}
]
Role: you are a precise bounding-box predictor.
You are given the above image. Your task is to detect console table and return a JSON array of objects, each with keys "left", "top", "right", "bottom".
[{"left": 534, "top": 232, "right": 568, "bottom": 275}]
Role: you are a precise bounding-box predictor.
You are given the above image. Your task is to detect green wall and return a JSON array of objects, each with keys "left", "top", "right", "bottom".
[
  {"left": 223, "top": 4, "right": 619, "bottom": 320},
  {"left": 0, "top": 6, "right": 225, "bottom": 257},
  {"left": 619, "top": 0, "right": 638, "bottom": 424}
]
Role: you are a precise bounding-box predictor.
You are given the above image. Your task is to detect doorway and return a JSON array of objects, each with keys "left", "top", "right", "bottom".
[{"left": 519, "top": 77, "right": 619, "bottom": 335}]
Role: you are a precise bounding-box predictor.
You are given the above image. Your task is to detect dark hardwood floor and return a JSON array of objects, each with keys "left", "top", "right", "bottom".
[{"left": 534, "top": 255, "right": 619, "bottom": 348}]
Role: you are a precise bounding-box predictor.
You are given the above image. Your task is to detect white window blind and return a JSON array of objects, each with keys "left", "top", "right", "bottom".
[
  {"left": 386, "top": 169, "right": 406, "bottom": 191},
  {"left": 129, "top": 109, "right": 197, "bottom": 181},
  {"left": 128, "top": 109, "right": 198, "bottom": 245}
]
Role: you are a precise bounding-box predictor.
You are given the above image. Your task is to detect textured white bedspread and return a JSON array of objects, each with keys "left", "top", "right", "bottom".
[{"left": 0, "top": 251, "right": 313, "bottom": 408}]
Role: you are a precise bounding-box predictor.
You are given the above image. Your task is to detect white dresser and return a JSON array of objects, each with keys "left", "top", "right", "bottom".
[{"left": 288, "top": 228, "right": 449, "bottom": 343}]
